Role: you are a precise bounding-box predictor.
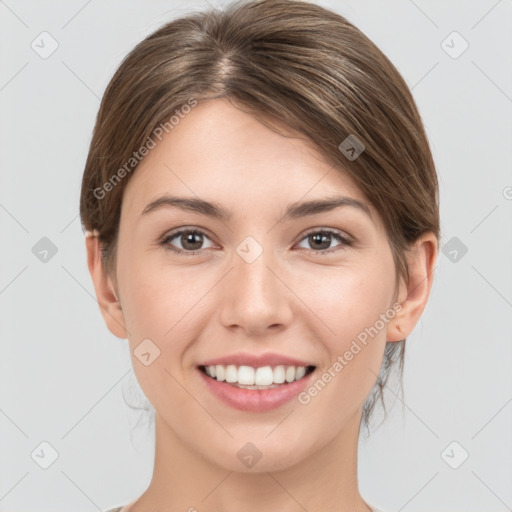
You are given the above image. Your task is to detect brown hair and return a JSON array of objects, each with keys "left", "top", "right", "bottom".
[{"left": 80, "top": 0, "right": 440, "bottom": 431}]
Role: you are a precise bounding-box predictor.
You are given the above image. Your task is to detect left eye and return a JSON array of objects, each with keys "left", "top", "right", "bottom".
[
  {"left": 296, "top": 230, "right": 351, "bottom": 253},
  {"left": 161, "top": 228, "right": 351, "bottom": 255}
]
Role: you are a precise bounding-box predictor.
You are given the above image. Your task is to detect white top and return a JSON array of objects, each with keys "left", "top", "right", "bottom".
[{"left": 106, "top": 505, "right": 386, "bottom": 512}]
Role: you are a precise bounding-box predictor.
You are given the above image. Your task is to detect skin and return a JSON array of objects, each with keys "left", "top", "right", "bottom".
[{"left": 86, "top": 98, "right": 437, "bottom": 512}]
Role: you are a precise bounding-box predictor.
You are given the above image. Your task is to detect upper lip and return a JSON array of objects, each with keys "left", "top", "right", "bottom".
[{"left": 199, "top": 352, "right": 315, "bottom": 368}]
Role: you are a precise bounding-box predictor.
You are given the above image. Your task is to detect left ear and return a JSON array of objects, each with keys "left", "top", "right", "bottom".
[{"left": 386, "top": 232, "right": 438, "bottom": 342}]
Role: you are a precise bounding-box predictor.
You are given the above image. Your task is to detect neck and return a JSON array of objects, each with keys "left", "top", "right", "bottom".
[{"left": 127, "top": 409, "right": 371, "bottom": 512}]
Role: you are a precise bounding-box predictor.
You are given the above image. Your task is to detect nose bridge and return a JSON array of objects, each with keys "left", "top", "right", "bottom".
[
  {"left": 235, "top": 237, "right": 278, "bottom": 306},
  {"left": 236, "top": 243, "right": 274, "bottom": 299},
  {"left": 219, "top": 236, "right": 292, "bottom": 333}
]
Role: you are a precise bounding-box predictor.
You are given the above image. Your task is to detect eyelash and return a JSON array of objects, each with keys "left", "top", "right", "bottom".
[{"left": 160, "top": 228, "right": 353, "bottom": 256}]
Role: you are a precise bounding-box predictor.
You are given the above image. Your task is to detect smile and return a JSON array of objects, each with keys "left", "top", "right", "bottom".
[
  {"left": 197, "top": 362, "right": 317, "bottom": 412},
  {"left": 200, "top": 364, "right": 315, "bottom": 389}
]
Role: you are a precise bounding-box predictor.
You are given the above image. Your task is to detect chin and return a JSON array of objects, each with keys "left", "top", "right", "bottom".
[{"left": 199, "top": 434, "right": 311, "bottom": 474}]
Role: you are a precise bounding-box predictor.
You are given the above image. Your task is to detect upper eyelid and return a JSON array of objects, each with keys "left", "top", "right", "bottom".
[
  {"left": 162, "top": 226, "right": 351, "bottom": 239},
  {"left": 300, "top": 227, "right": 352, "bottom": 240},
  {"left": 162, "top": 227, "right": 216, "bottom": 244}
]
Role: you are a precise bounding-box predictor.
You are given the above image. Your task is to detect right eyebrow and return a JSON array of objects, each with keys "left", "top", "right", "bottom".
[{"left": 141, "top": 196, "right": 231, "bottom": 220}]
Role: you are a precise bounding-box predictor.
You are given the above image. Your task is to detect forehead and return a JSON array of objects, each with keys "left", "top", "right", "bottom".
[{"left": 121, "top": 98, "right": 376, "bottom": 222}]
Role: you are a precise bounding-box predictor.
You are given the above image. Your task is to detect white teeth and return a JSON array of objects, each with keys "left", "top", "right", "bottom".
[
  {"left": 238, "top": 365, "right": 255, "bottom": 385},
  {"left": 295, "top": 366, "right": 306, "bottom": 380},
  {"left": 203, "top": 364, "right": 312, "bottom": 386},
  {"left": 215, "top": 365, "right": 226, "bottom": 382},
  {"left": 285, "top": 366, "right": 296, "bottom": 382},
  {"left": 225, "top": 364, "right": 238, "bottom": 383},
  {"left": 273, "top": 365, "right": 285, "bottom": 384},
  {"left": 255, "top": 366, "right": 274, "bottom": 386}
]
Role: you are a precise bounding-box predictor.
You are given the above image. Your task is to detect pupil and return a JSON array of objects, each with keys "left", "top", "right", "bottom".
[
  {"left": 183, "top": 232, "right": 202, "bottom": 250},
  {"left": 311, "top": 233, "right": 330, "bottom": 250}
]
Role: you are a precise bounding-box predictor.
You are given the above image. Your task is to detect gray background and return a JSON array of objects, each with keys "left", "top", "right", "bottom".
[{"left": 0, "top": 1, "right": 511, "bottom": 511}]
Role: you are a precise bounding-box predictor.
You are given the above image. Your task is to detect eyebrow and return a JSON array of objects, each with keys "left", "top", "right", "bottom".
[{"left": 141, "top": 194, "right": 372, "bottom": 221}]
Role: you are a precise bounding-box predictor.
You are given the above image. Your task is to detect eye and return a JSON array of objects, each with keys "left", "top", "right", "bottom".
[
  {"left": 161, "top": 228, "right": 215, "bottom": 255},
  {"left": 160, "top": 227, "right": 352, "bottom": 256},
  {"left": 296, "top": 229, "right": 352, "bottom": 254}
]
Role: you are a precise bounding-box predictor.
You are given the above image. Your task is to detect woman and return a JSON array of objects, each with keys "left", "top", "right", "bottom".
[{"left": 80, "top": 1, "right": 439, "bottom": 510}]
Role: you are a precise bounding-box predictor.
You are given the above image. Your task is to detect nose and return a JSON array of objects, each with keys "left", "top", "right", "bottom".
[{"left": 218, "top": 245, "right": 293, "bottom": 337}]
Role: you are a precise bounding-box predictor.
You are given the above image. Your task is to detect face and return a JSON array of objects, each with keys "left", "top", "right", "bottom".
[{"left": 106, "top": 98, "right": 405, "bottom": 471}]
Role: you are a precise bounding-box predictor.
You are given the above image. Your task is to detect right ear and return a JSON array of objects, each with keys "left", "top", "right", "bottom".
[{"left": 85, "top": 233, "right": 127, "bottom": 339}]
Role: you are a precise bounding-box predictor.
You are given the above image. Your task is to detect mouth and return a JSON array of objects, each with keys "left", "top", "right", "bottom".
[
  {"left": 196, "top": 353, "right": 318, "bottom": 412},
  {"left": 198, "top": 364, "right": 316, "bottom": 390}
]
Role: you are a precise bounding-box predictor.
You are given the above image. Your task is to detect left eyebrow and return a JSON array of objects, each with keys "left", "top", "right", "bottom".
[
  {"left": 140, "top": 194, "right": 372, "bottom": 221},
  {"left": 283, "top": 195, "right": 372, "bottom": 221}
]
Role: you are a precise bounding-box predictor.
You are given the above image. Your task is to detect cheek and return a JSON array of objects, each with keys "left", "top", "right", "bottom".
[
  {"left": 305, "top": 262, "right": 393, "bottom": 342},
  {"left": 302, "top": 261, "right": 393, "bottom": 399},
  {"left": 119, "top": 253, "right": 214, "bottom": 362},
  {"left": 117, "top": 244, "right": 177, "bottom": 328},
  {"left": 295, "top": 268, "right": 393, "bottom": 420},
  {"left": 119, "top": 258, "right": 196, "bottom": 410}
]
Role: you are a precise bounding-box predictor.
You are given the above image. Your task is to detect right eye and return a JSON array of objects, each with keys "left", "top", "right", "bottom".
[{"left": 161, "top": 228, "right": 215, "bottom": 255}]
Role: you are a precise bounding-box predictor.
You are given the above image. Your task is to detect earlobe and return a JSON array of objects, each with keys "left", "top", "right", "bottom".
[
  {"left": 386, "top": 232, "right": 438, "bottom": 343},
  {"left": 85, "top": 232, "right": 127, "bottom": 339}
]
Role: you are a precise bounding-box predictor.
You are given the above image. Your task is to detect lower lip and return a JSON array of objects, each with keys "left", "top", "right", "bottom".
[{"left": 198, "top": 368, "right": 315, "bottom": 412}]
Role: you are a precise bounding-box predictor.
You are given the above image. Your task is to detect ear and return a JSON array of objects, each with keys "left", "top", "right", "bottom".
[
  {"left": 85, "top": 234, "right": 127, "bottom": 339},
  {"left": 386, "top": 232, "right": 438, "bottom": 342}
]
